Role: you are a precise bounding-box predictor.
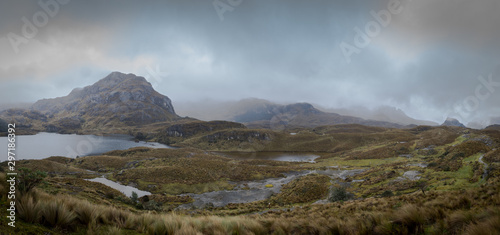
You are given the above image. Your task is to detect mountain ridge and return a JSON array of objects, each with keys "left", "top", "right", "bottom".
[
  {"left": 0, "top": 72, "right": 180, "bottom": 134},
  {"left": 176, "top": 98, "right": 436, "bottom": 129}
]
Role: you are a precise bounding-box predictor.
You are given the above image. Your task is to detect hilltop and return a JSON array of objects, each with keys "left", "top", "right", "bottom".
[
  {"left": 0, "top": 72, "right": 181, "bottom": 134},
  {"left": 441, "top": 117, "right": 466, "bottom": 127}
]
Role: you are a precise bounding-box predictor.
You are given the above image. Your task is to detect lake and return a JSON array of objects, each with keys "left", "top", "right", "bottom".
[{"left": 0, "top": 132, "right": 171, "bottom": 160}]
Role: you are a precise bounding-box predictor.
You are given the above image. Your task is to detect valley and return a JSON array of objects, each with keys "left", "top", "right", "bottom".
[
  {"left": 1, "top": 72, "right": 500, "bottom": 234},
  {"left": 1, "top": 120, "right": 500, "bottom": 234}
]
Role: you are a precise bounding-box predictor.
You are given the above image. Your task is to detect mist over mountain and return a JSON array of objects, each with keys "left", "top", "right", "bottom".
[
  {"left": 491, "top": 117, "right": 500, "bottom": 125},
  {"left": 0, "top": 102, "right": 32, "bottom": 112},
  {"left": 177, "top": 98, "right": 438, "bottom": 127},
  {"left": 315, "top": 105, "right": 438, "bottom": 126},
  {"left": 1, "top": 71, "right": 496, "bottom": 134},
  {"left": 175, "top": 98, "right": 431, "bottom": 129}
]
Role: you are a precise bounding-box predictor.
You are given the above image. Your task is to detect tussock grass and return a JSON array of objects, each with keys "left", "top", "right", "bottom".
[
  {"left": 38, "top": 200, "right": 76, "bottom": 229},
  {"left": 106, "top": 226, "right": 123, "bottom": 235},
  {"left": 16, "top": 193, "right": 41, "bottom": 223},
  {"left": 4, "top": 125, "right": 500, "bottom": 234},
  {"left": 465, "top": 213, "right": 500, "bottom": 235},
  {"left": 392, "top": 204, "right": 427, "bottom": 234},
  {"left": 8, "top": 184, "right": 500, "bottom": 234},
  {"left": 74, "top": 201, "right": 101, "bottom": 226}
]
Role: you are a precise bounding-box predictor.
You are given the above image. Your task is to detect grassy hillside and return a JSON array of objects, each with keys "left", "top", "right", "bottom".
[{"left": 2, "top": 124, "right": 500, "bottom": 234}]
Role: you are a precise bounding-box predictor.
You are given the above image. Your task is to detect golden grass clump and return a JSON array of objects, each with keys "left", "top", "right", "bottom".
[
  {"left": 391, "top": 204, "right": 427, "bottom": 234},
  {"left": 16, "top": 193, "right": 41, "bottom": 223},
  {"left": 464, "top": 214, "right": 500, "bottom": 235},
  {"left": 38, "top": 200, "right": 76, "bottom": 229},
  {"left": 447, "top": 210, "right": 477, "bottom": 234},
  {"left": 73, "top": 200, "right": 101, "bottom": 226}
]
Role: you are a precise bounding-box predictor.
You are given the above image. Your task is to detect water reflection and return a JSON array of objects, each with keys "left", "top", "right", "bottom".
[
  {"left": 215, "top": 151, "right": 319, "bottom": 163},
  {"left": 0, "top": 132, "right": 171, "bottom": 160}
]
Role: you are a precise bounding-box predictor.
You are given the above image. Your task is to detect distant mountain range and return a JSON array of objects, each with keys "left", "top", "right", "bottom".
[
  {"left": 175, "top": 98, "right": 439, "bottom": 129},
  {"left": 1, "top": 72, "right": 495, "bottom": 136},
  {"left": 317, "top": 105, "right": 438, "bottom": 126}
]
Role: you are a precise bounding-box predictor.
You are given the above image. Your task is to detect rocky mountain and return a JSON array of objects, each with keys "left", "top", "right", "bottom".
[
  {"left": 441, "top": 117, "right": 466, "bottom": 127},
  {"left": 320, "top": 105, "right": 438, "bottom": 126},
  {"left": 244, "top": 103, "right": 406, "bottom": 129},
  {"left": 175, "top": 98, "right": 437, "bottom": 128},
  {"left": 205, "top": 99, "right": 403, "bottom": 129},
  {"left": 1, "top": 72, "right": 179, "bottom": 133}
]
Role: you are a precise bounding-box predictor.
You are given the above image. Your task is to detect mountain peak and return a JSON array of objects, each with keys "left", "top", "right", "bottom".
[
  {"left": 31, "top": 72, "right": 178, "bottom": 129},
  {"left": 101, "top": 71, "right": 147, "bottom": 83},
  {"left": 441, "top": 117, "right": 465, "bottom": 127}
]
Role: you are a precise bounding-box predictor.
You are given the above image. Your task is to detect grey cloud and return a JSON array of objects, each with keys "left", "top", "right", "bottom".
[{"left": 0, "top": 0, "right": 499, "bottom": 125}]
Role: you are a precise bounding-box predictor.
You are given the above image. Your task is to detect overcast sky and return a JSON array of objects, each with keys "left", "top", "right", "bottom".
[{"left": 1, "top": 0, "right": 499, "bottom": 125}]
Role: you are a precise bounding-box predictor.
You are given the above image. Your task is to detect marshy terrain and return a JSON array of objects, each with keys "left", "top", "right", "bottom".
[{"left": 1, "top": 123, "right": 500, "bottom": 234}]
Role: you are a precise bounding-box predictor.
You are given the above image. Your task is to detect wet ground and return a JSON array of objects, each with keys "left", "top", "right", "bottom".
[
  {"left": 177, "top": 168, "right": 366, "bottom": 209},
  {"left": 478, "top": 155, "right": 488, "bottom": 179}
]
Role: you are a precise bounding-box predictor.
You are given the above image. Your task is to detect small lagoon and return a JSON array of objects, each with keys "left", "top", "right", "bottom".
[
  {"left": 215, "top": 151, "right": 319, "bottom": 163},
  {"left": 87, "top": 177, "right": 151, "bottom": 198}
]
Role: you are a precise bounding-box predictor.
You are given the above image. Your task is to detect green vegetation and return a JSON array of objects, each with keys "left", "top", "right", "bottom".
[
  {"left": 2, "top": 124, "right": 500, "bottom": 234},
  {"left": 328, "top": 186, "right": 350, "bottom": 202},
  {"left": 2, "top": 173, "right": 500, "bottom": 234},
  {"left": 17, "top": 167, "right": 47, "bottom": 194},
  {"left": 271, "top": 174, "right": 330, "bottom": 205}
]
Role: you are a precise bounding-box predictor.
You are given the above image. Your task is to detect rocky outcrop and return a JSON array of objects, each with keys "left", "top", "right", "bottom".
[{"left": 441, "top": 117, "right": 465, "bottom": 128}]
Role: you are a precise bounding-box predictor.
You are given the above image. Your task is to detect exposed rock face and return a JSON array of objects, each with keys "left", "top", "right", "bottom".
[
  {"left": 31, "top": 72, "right": 178, "bottom": 128},
  {"left": 441, "top": 117, "right": 466, "bottom": 128}
]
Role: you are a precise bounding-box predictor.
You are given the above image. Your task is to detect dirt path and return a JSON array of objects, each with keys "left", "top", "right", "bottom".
[{"left": 478, "top": 155, "right": 488, "bottom": 180}]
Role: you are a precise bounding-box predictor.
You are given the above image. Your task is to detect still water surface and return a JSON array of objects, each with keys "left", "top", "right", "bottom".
[
  {"left": 0, "top": 132, "right": 171, "bottom": 160},
  {"left": 215, "top": 151, "right": 319, "bottom": 162},
  {"left": 87, "top": 177, "right": 151, "bottom": 198}
]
